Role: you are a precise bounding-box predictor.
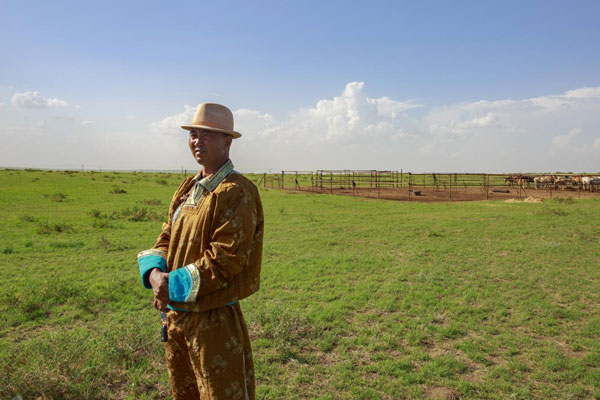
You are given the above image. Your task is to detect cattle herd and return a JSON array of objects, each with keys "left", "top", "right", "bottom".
[{"left": 504, "top": 174, "right": 600, "bottom": 192}]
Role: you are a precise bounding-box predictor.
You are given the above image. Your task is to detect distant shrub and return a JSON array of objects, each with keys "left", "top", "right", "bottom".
[
  {"left": 544, "top": 207, "right": 568, "bottom": 217},
  {"left": 142, "top": 198, "right": 162, "bottom": 206},
  {"left": 119, "top": 206, "right": 162, "bottom": 222},
  {"left": 554, "top": 197, "right": 574, "bottom": 204},
  {"left": 99, "top": 236, "right": 130, "bottom": 251},
  {"left": 20, "top": 215, "right": 39, "bottom": 223},
  {"left": 92, "top": 219, "right": 116, "bottom": 229},
  {"left": 49, "top": 241, "right": 84, "bottom": 249},
  {"left": 110, "top": 185, "right": 127, "bottom": 194},
  {"left": 37, "top": 222, "right": 74, "bottom": 234},
  {"left": 45, "top": 192, "right": 67, "bottom": 202},
  {"left": 121, "top": 206, "right": 148, "bottom": 222}
]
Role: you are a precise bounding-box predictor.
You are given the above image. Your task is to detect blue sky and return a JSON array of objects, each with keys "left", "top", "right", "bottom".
[{"left": 1, "top": 1, "right": 599, "bottom": 172}]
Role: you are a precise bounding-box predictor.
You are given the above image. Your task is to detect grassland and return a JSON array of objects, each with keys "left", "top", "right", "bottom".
[{"left": 1, "top": 168, "right": 599, "bottom": 399}]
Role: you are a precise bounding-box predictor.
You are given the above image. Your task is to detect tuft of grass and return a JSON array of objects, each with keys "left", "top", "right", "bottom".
[
  {"left": 2, "top": 246, "right": 14, "bottom": 254},
  {"left": 37, "top": 222, "right": 74, "bottom": 234},
  {"left": 141, "top": 198, "right": 162, "bottom": 206},
  {"left": 48, "top": 241, "right": 84, "bottom": 249},
  {"left": 110, "top": 185, "right": 127, "bottom": 194},
  {"left": 156, "top": 179, "right": 168, "bottom": 185},
  {"left": 119, "top": 206, "right": 161, "bottom": 222},
  {"left": 99, "top": 236, "right": 130, "bottom": 251},
  {"left": 45, "top": 192, "right": 68, "bottom": 202},
  {"left": 19, "top": 215, "right": 39, "bottom": 223},
  {"left": 553, "top": 197, "right": 574, "bottom": 204}
]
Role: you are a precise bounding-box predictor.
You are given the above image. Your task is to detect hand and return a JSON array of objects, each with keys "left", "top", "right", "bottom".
[{"left": 149, "top": 268, "right": 169, "bottom": 311}]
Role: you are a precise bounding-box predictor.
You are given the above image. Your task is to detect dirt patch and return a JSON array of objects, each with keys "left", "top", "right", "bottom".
[
  {"left": 424, "top": 386, "right": 462, "bottom": 399},
  {"left": 284, "top": 186, "right": 599, "bottom": 203}
]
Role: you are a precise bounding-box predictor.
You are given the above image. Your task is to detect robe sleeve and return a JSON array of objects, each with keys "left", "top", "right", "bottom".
[
  {"left": 137, "top": 176, "right": 194, "bottom": 289},
  {"left": 167, "top": 183, "right": 262, "bottom": 303}
]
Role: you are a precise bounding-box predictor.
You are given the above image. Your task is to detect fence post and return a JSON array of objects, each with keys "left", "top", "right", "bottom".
[
  {"left": 408, "top": 173, "right": 412, "bottom": 202},
  {"left": 330, "top": 172, "right": 333, "bottom": 194}
]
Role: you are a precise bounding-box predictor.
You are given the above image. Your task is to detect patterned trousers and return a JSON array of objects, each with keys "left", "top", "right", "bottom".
[{"left": 164, "top": 303, "right": 255, "bottom": 400}]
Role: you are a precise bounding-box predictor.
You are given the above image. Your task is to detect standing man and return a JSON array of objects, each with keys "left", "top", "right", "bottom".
[{"left": 137, "top": 103, "right": 264, "bottom": 399}]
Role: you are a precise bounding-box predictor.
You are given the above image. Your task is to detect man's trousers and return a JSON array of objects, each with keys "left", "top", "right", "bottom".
[{"left": 164, "top": 303, "right": 255, "bottom": 400}]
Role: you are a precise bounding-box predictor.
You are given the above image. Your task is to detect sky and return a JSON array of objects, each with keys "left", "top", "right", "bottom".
[{"left": 1, "top": 0, "right": 599, "bottom": 173}]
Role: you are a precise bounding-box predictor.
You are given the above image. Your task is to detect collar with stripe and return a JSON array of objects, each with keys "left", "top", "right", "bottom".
[{"left": 194, "top": 159, "right": 234, "bottom": 192}]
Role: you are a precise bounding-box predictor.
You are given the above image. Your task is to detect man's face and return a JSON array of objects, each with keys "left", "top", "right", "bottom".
[{"left": 188, "top": 129, "right": 232, "bottom": 168}]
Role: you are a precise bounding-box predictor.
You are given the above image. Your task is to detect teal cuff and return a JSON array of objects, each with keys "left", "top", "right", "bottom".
[
  {"left": 168, "top": 264, "right": 201, "bottom": 303},
  {"left": 137, "top": 249, "right": 167, "bottom": 289}
]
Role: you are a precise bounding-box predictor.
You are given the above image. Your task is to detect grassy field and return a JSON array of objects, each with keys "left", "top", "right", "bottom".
[{"left": 1, "top": 168, "right": 599, "bottom": 399}]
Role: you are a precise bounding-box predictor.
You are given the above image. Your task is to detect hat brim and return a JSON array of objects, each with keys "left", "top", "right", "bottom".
[{"left": 181, "top": 124, "right": 242, "bottom": 139}]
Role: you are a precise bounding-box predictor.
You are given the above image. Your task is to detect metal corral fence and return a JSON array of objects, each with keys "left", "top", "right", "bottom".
[{"left": 250, "top": 171, "right": 600, "bottom": 202}]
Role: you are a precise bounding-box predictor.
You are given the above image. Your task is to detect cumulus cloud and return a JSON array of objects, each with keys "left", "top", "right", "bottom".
[
  {"left": 151, "top": 83, "right": 600, "bottom": 172},
  {"left": 11, "top": 91, "right": 68, "bottom": 108},
  {"left": 151, "top": 104, "right": 196, "bottom": 134}
]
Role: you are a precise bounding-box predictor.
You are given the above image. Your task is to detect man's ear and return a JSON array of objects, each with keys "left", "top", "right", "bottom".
[{"left": 224, "top": 135, "right": 233, "bottom": 150}]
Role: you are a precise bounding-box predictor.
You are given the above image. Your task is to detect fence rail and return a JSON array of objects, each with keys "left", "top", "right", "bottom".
[{"left": 249, "top": 171, "right": 600, "bottom": 202}]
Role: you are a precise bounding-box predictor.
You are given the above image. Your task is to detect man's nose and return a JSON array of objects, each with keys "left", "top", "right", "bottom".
[{"left": 190, "top": 136, "right": 203, "bottom": 145}]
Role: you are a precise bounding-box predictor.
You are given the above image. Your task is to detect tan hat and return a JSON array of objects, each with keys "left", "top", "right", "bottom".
[{"left": 181, "top": 103, "right": 241, "bottom": 138}]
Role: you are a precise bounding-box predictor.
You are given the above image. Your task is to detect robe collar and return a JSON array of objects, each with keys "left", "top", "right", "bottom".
[{"left": 193, "top": 159, "right": 234, "bottom": 192}]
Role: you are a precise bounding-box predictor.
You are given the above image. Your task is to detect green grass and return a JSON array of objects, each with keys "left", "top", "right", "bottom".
[{"left": 1, "top": 169, "right": 599, "bottom": 399}]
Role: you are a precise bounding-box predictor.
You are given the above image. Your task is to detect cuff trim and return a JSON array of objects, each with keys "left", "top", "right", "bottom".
[
  {"left": 168, "top": 263, "right": 201, "bottom": 303},
  {"left": 138, "top": 249, "right": 167, "bottom": 289},
  {"left": 137, "top": 249, "right": 166, "bottom": 259}
]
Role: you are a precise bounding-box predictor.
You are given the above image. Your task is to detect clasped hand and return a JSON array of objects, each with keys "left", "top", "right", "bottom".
[{"left": 149, "top": 268, "right": 169, "bottom": 311}]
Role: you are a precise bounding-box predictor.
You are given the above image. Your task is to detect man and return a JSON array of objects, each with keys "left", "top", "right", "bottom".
[{"left": 137, "top": 103, "right": 264, "bottom": 399}]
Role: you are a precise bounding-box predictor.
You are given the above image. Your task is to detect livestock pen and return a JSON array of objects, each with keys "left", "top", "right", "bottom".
[{"left": 250, "top": 171, "right": 600, "bottom": 202}]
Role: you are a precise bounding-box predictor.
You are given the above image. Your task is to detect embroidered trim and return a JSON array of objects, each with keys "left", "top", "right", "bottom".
[
  {"left": 137, "top": 248, "right": 166, "bottom": 259},
  {"left": 137, "top": 249, "right": 167, "bottom": 289},
  {"left": 183, "top": 263, "right": 201, "bottom": 303},
  {"left": 198, "top": 159, "right": 234, "bottom": 192},
  {"left": 172, "top": 160, "right": 235, "bottom": 226}
]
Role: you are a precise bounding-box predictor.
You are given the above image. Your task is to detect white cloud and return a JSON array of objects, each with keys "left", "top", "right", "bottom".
[
  {"left": 81, "top": 120, "right": 93, "bottom": 126},
  {"left": 151, "top": 104, "right": 196, "bottom": 134},
  {"left": 145, "top": 83, "right": 600, "bottom": 172},
  {"left": 36, "top": 120, "right": 48, "bottom": 129},
  {"left": 11, "top": 91, "right": 68, "bottom": 109},
  {"left": 550, "top": 127, "right": 600, "bottom": 157}
]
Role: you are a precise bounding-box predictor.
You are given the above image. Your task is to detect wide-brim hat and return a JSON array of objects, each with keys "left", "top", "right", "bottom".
[{"left": 181, "top": 103, "right": 242, "bottom": 138}]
